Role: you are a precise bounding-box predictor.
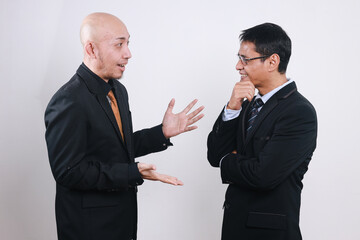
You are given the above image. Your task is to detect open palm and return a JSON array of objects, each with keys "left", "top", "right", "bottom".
[{"left": 162, "top": 99, "right": 204, "bottom": 139}]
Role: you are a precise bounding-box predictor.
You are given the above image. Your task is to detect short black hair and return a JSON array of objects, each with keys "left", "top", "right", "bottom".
[{"left": 239, "top": 23, "right": 291, "bottom": 73}]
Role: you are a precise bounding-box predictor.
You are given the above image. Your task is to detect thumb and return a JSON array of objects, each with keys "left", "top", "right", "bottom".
[
  {"left": 138, "top": 163, "right": 156, "bottom": 171},
  {"left": 166, "top": 98, "right": 175, "bottom": 113}
]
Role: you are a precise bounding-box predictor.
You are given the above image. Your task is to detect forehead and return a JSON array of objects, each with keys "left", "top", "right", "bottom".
[
  {"left": 239, "top": 41, "right": 258, "bottom": 56},
  {"left": 102, "top": 21, "right": 130, "bottom": 42}
]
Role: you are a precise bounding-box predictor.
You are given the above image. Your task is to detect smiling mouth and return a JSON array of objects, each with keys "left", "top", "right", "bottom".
[{"left": 119, "top": 64, "right": 125, "bottom": 67}]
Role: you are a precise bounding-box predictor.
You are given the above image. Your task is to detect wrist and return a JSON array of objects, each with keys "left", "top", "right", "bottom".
[
  {"left": 161, "top": 125, "right": 170, "bottom": 139},
  {"left": 227, "top": 101, "right": 242, "bottom": 110}
]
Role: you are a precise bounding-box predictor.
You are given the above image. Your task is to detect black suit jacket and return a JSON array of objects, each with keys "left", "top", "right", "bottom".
[
  {"left": 207, "top": 82, "right": 317, "bottom": 240},
  {"left": 45, "top": 64, "right": 171, "bottom": 240}
]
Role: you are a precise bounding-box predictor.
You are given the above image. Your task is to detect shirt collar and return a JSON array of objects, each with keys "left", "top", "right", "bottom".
[
  {"left": 256, "top": 79, "right": 294, "bottom": 104},
  {"left": 81, "top": 63, "right": 113, "bottom": 95}
]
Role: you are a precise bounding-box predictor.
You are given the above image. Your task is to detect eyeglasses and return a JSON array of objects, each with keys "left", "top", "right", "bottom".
[{"left": 237, "top": 54, "right": 269, "bottom": 65}]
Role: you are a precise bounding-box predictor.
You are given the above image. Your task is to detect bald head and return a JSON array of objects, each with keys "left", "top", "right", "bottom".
[
  {"left": 80, "top": 12, "right": 131, "bottom": 82},
  {"left": 80, "top": 12, "right": 127, "bottom": 46}
]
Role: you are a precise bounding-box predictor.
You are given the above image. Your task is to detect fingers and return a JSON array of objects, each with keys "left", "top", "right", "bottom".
[
  {"left": 162, "top": 98, "right": 204, "bottom": 138},
  {"left": 236, "top": 81, "right": 255, "bottom": 93},
  {"left": 183, "top": 103, "right": 205, "bottom": 129},
  {"left": 158, "top": 173, "right": 184, "bottom": 186},
  {"left": 181, "top": 109, "right": 205, "bottom": 133},
  {"left": 236, "top": 81, "right": 255, "bottom": 91},
  {"left": 187, "top": 113, "right": 204, "bottom": 127},
  {"left": 246, "top": 93, "right": 254, "bottom": 102},
  {"left": 182, "top": 99, "right": 198, "bottom": 114},
  {"left": 139, "top": 165, "right": 183, "bottom": 186},
  {"left": 166, "top": 98, "right": 175, "bottom": 113},
  {"left": 187, "top": 105, "right": 205, "bottom": 120},
  {"left": 228, "top": 81, "right": 256, "bottom": 110},
  {"left": 185, "top": 125, "right": 198, "bottom": 132}
]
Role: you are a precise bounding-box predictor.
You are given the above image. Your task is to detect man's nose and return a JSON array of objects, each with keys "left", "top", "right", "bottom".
[
  {"left": 123, "top": 45, "right": 132, "bottom": 59},
  {"left": 236, "top": 59, "right": 244, "bottom": 70}
]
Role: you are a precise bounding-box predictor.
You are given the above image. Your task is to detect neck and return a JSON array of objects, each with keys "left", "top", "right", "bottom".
[
  {"left": 83, "top": 59, "right": 109, "bottom": 83},
  {"left": 258, "top": 74, "right": 287, "bottom": 95}
]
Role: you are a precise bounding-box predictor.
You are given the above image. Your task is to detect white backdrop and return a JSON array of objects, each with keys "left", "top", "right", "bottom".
[{"left": 1, "top": 0, "right": 360, "bottom": 239}]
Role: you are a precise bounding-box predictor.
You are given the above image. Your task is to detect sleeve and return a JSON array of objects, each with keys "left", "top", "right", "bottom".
[
  {"left": 223, "top": 104, "right": 241, "bottom": 121},
  {"left": 116, "top": 82, "right": 172, "bottom": 159},
  {"left": 220, "top": 103, "right": 317, "bottom": 190},
  {"left": 45, "top": 91, "right": 141, "bottom": 191},
  {"left": 133, "top": 124, "right": 173, "bottom": 158},
  {"left": 207, "top": 109, "right": 239, "bottom": 167}
]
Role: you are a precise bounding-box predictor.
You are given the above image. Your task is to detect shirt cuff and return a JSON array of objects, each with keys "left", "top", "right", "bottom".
[
  {"left": 222, "top": 104, "right": 241, "bottom": 121},
  {"left": 158, "top": 124, "right": 174, "bottom": 147}
]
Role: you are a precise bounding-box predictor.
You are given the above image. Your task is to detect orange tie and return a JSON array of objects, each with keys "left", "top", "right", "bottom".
[{"left": 107, "top": 90, "right": 124, "bottom": 141}]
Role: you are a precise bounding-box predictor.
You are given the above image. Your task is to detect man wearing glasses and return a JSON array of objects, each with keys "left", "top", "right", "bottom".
[{"left": 207, "top": 23, "right": 317, "bottom": 240}]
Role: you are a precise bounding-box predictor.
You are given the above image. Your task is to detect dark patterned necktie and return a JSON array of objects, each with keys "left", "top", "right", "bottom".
[{"left": 247, "top": 98, "right": 264, "bottom": 132}]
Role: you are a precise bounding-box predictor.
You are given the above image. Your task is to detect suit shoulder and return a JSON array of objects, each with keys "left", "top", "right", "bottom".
[
  {"left": 281, "top": 91, "right": 317, "bottom": 123},
  {"left": 292, "top": 91, "right": 316, "bottom": 114},
  {"left": 44, "top": 74, "right": 88, "bottom": 123},
  {"left": 49, "top": 74, "right": 88, "bottom": 102},
  {"left": 45, "top": 74, "right": 91, "bottom": 116}
]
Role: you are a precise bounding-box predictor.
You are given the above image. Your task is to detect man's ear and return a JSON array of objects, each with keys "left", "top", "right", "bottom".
[
  {"left": 84, "top": 42, "right": 96, "bottom": 59},
  {"left": 268, "top": 53, "right": 280, "bottom": 72}
]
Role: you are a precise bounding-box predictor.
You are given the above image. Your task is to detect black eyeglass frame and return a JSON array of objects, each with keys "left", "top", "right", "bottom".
[{"left": 237, "top": 54, "right": 269, "bottom": 65}]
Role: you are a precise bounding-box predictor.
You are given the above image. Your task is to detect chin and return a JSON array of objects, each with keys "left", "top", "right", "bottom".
[{"left": 112, "top": 73, "right": 123, "bottom": 80}]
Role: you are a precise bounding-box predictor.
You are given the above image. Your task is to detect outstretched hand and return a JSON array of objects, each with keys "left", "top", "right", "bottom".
[
  {"left": 138, "top": 163, "right": 183, "bottom": 186},
  {"left": 162, "top": 99, "right": 205, "bottom": 139}
]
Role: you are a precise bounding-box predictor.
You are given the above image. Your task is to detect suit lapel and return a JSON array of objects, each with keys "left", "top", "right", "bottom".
[
  {"left": 243, "top": 82, "right": 298, "bottom": 147},
  {"left": 76, "top": 65, "right": 128, "bottom": 150},
  {"left": 241, "top": 100, "right": 251, "bottom": 145},
  {"left": 97, "top": 94, "right": 126, "bottom": 146},
  {"left": 244, "top": 97, "right": 278, "bottom": 146}
]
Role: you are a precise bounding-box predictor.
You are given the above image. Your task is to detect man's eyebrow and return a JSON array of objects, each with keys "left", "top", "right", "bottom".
[{"left": 115, "top": 35, "right": 130, "bottom": 41}]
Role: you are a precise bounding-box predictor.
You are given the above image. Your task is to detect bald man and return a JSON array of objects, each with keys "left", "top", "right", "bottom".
[{"left": 45, "top": 12, "right": 204, "bottom": 240}]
